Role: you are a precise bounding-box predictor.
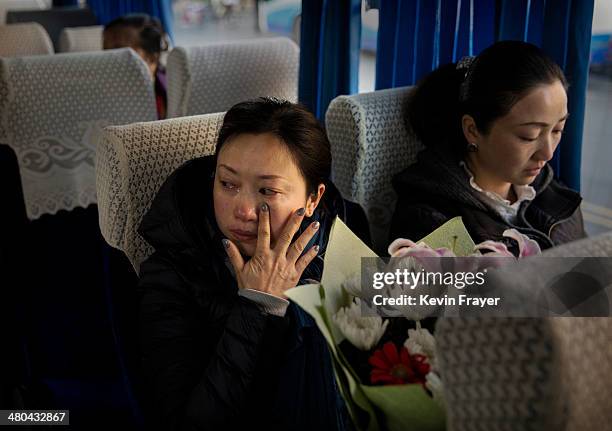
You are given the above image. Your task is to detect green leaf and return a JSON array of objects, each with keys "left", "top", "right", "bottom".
[{"left": 417, "top": 216, "right": 475, "bottom": 256}]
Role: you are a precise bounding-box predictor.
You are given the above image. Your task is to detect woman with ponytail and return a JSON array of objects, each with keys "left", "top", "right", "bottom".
[{"left": 390, "top": 40, "right": 586, "bottom": 254}]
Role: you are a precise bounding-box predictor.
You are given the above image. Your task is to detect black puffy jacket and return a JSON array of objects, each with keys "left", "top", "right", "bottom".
[
  {"left": 137, "top": 156, "right": 368, "bottom": 430},
  {"left": 390, "top": 148, "right": 586, "bottom": 252}
]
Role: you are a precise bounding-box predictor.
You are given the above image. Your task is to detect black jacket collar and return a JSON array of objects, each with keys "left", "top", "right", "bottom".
[
  {"left": 392, "top": 148, "right": 582, "bottom": 248},
  {"left": 394, "top": 148, "right": 580, "bottom": 222}
]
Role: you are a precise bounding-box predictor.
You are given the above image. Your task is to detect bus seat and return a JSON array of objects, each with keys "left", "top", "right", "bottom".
[
  {"left": 325, "top": 86, "right": 422, "bottom": 254},
  {"left": 58, "top": 25, "right": 103, "bottom": 53},
  {"left": 97, "top": 113, "right": 222, "bottom": 429},
  {"left": 166, "top": 37, "right": 298, "bottom": 118},
  {"left": 97, "top": 113, "right": 224, "bottom": 274},
  {"left": 0, "top": 48, "right": 157, "bottom": 221},
  {"left": 0, "top": 23, "right": 54, "bottom": 57},
  {"left": 0, "top": 48, "right": 156, "bottom": 428},
  {"left": 436, "top": 231, "right": 612, "bottom": 431},
  {"left": 6, "top": 6, "right": 97, "bottom": 52}
]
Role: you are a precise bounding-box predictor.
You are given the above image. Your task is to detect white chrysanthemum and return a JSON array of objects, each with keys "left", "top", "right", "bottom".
[
  {"left": 404, "top": 326, "right": 437, "bottom": 369},
  {"left": 342, "top": 273, "right": 363, "bottom": 298},
  {"left": 425, "top": 372, "right": 445, "bottom": 409},
  {"left": 332, "top": 298, "right": 389, "bottom": 351}
]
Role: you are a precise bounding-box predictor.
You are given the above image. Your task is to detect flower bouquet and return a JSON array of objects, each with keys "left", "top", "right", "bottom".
[{"left": 285, "top": 216, "right": 541, "bottom": 431}]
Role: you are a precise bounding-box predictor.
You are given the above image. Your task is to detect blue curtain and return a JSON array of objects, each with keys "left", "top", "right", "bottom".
[
  {"left": 87, "top": 0, "right": 174, "bottom": 42},
  {"left": 498, "top": 0, "right": 594, "bottom": 190},
  {"left": 376, "top": 0, "right": 594, "bottom": 191},
  {"left": 298, "top": 0, "right": 362, "bottom": 121},
  {"left": 376, "top": 0, "right": 495, "bottom": 89}
]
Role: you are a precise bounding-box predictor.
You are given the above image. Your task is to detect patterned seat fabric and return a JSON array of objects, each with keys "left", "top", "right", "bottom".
[
  {"left": 166, "top": 37, "right": 299, "bottom": 117},
  {"left": 0, "top": 49, "right": 156, "bottom": 425},
  {"left": 96, "top": 113, "right": 224, "bottom": 272},
  {"left": 325, "top": 86, "right": 422, "bottom": 254},
  {"left": 0, "top": 48, "right": 157, "bottom": 220},
  {"left": 58, "top": 25, "right": 103, "bottom": 53},
  {"left": 0, "top": 23, "right": 54, "bottom": 57},
  {"left": 436, "top": 231, "right": 612, "bottom": 431}
]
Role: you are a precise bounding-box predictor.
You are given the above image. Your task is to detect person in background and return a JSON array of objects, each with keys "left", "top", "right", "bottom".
[
  {"left": 390, "top": 40, "right": 586, "bottom": 254},
  {"left": 103, "top": 13, "right": 169, "bottom": 119}
]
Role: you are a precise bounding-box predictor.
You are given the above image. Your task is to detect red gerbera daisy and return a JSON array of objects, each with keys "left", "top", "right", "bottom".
[{"left": 368, "top": 341, "right": 431, "bottom": 385}]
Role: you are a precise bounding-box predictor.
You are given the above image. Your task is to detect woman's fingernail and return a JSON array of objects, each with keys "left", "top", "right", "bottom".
[
  {"left": 261, "top": 203, "right": 269, "bottom": 212},
  {"left": 222, "top": 239, "right": 230, "bottom": 249},
  {"left": 312, "top": 221, "right": 320, "bottom": 230},
  {"left": 313, "top": 245, "right": 320, "bottom": 252},
  {"left": 297, "top": 207, "right": 305, "bottom": 216}
]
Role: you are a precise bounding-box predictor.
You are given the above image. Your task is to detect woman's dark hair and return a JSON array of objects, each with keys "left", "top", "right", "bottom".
[
  {"left": 103, "top": 13, "right": 168, "bottom": 58},
  {"left": 407, "top": 40, "right": 568, "bottom": 159},
  {"left": 216, "top": 97, "right": 331, "bottom": 195}
]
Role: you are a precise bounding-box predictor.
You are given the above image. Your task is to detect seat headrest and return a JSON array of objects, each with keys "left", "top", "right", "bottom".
[
  {"left": 0, "top": 48, "right": 157, "bottom": 219},
  {"left": 167, "top": 37, "right": 299, "bottom": 117},
  {"left": 96, "top": 113, "right": 224, "bottom": 272},
  {"left": 325, "top": 86, "right": 421, "bottom": 253}
]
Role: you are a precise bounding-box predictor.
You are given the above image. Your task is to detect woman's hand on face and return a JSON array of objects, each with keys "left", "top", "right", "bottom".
[{"left": 223, "top": 203, "right": 320, "bottom": 299}]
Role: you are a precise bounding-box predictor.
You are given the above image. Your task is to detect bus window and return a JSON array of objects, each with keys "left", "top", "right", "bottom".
[
  {"left": 172, "top": 0, "right": 284, "bottom": 46},
  {"left": 360, "top": 2, "right": 378, "bottom": 93},
  {"left": 171, "top": 1, "right": 377, "bottom": 93},
  {"left": 582, "top": 1, "right": 612, "bottom": 235}
]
